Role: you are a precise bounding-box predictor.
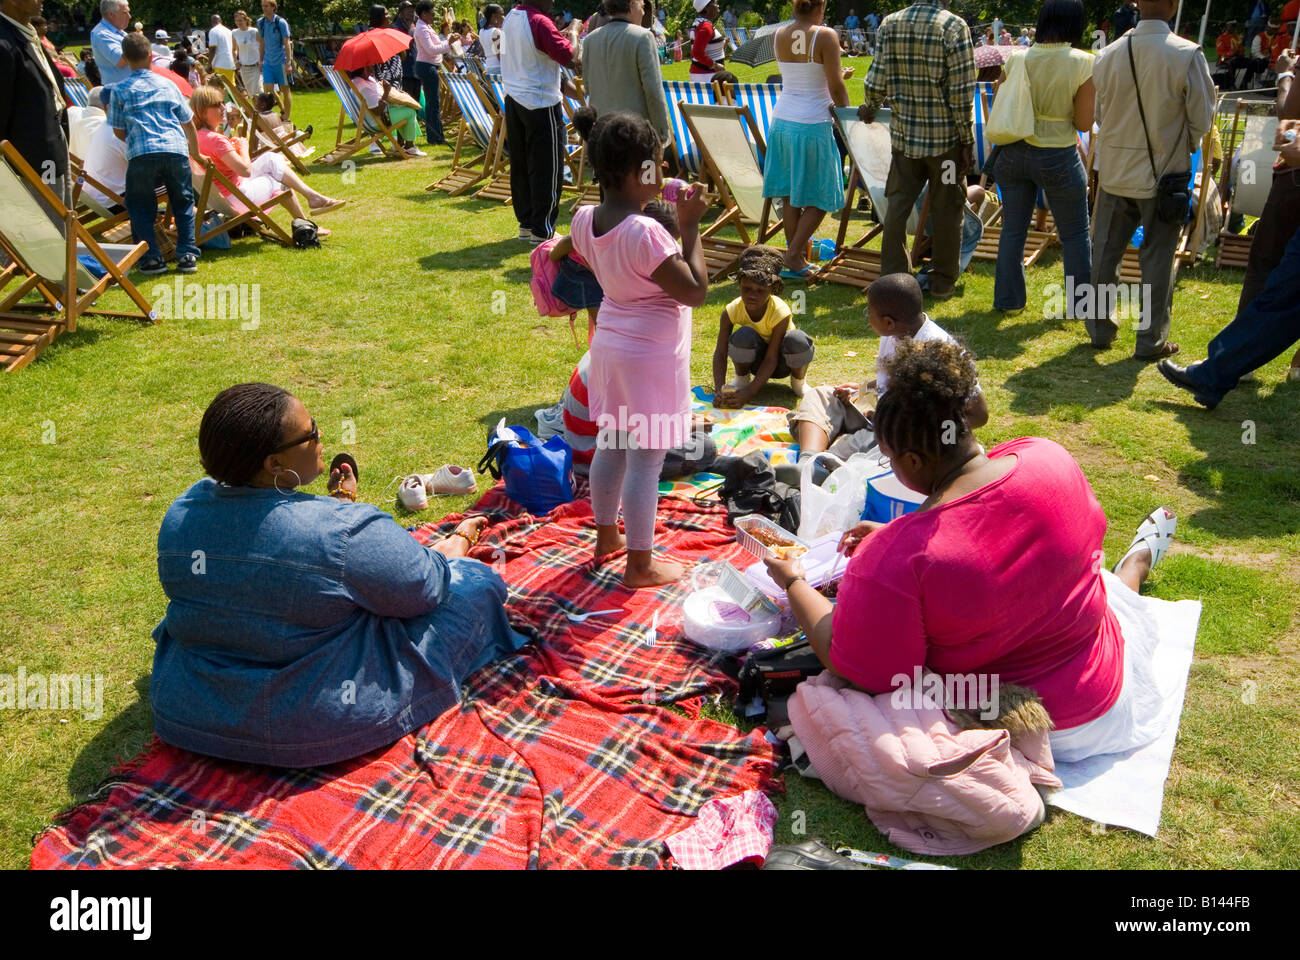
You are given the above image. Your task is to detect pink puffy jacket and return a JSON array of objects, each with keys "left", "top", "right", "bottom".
[{"left": 789, "top": 672, "right": 1061, "bottom": 856}]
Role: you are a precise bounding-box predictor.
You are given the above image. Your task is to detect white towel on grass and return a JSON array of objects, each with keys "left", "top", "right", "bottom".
[{"left": 1046, "top": 570, "right": 1202, "bottom": 836}]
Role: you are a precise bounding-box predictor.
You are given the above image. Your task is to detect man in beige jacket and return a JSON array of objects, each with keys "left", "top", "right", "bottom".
[
  {"left": 1089, "top": 0, "right": 1214, "bottom": 361},
  {"left": 579, "top": 0, "right": 670, "bottom": 144}
]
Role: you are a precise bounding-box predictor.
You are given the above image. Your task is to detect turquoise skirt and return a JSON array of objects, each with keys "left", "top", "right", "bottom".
[{"left": 762, "top": 118, "right": 845, "bottom": 214}]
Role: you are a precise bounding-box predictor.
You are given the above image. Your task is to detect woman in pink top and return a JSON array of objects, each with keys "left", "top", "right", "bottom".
[
  {"left": 190, "top": 86, "right": 344, "bottom": 226},
  {"left": 765, "top": 338, "right": 1180, "bottom": 762},
  {"left": 569, "top": 108, "right": 710, "bottom": 588}
]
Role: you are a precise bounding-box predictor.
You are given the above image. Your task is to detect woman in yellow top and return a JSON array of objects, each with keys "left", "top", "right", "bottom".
[
  {"left": 712, "top": 246, "right": 816, "bottom": 408},
  {"left": 988, "top": 0, "right": 1095, "bottom": 315}
]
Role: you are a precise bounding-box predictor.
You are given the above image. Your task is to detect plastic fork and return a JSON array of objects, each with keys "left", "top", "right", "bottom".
[{"left": 563, "top": 608, "right": 622, "bottom": 624}]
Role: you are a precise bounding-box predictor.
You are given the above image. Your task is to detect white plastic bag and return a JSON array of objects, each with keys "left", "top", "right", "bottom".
[
  {"left": 798, "top": 452, "right": 890, "bottom": 541},
  {"left": 986, "top": 49, "right": 1036, "bottom": 146}
]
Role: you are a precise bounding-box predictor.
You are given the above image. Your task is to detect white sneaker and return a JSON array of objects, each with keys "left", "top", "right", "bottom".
[
  {"left": 406, "top": 146, "right": 427, "bottom": 157},
  {"left": 427, "top": 464, "right": 477, "bottom": 495},
  {"left": 398, "top": 475, "right": 429, "bottom": 511},
  {"left": 518, "top": 226, "right": 533, "bottom": 240},
  {"left": 791, "top": 376, "right": 806, "bottom": 398},
  {"left": 368, "top": 142, "right": 382, "bottom": 155},
  {"left": 728, "top": 374, "right": 752, "bottom": 390}
]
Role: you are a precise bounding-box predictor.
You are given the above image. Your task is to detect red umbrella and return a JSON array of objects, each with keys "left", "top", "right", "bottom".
[
  {"left": 151, "top": 63, "right": 193, "bottom": 97},
  {"left": 332, "top": 27, "right": 413, "bottom": 72}
]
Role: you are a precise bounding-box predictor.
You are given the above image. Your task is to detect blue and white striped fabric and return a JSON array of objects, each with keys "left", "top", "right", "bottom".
[
  {"left": 728, "top": 82, "right": 780, "bottom": 164},
  {"left": 734, "top": 27, "right": 750, "bottom": 45},
  {"left": 63, "top": 78, "right": 90, "bottom": 107},
  {"left": 488, "top": 78, "right": 508, "bottom": 113},
  {"left": 663, "top": 80, "right": 718, "bottom": 178},
  {"left": 444, "top": 73, "right": 494, "bottom": 150},
  {"left": 973, "top": 81, "right": 995, "bottom": 172},
  {"left": 323, "top": 66, "right": 365, "bottom": 129}
]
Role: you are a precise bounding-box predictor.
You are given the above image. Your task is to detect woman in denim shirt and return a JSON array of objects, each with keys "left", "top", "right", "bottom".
[{"left": 150, "top": 383, "right": 529, "bottom": 768}]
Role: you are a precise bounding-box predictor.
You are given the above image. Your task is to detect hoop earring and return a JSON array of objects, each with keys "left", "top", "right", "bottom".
[{"left": 273, "top": 468, "right": 302, "bottom": 494}]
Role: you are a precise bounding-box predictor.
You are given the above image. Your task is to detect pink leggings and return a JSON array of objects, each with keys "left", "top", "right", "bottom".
[{"left": 589, "top": 436, "right": 667, "bottom": 551}]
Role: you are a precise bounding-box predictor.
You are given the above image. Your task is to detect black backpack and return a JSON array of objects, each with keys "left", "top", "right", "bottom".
[
  {"left": 291, "top": 217, "right": 320, "bottom": 249},
  {"left": 717, "top": 451, "right": 800, "bottom": 534}
]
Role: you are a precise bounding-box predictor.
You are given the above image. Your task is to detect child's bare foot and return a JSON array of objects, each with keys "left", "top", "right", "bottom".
[
  {"left": 594, "top": 525, "right": 626, "bottom": 563},
  {"left": 623, "top": 554, "right": 685, "bottom": 588}
]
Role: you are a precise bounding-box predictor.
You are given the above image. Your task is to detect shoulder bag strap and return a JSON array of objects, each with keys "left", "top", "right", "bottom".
[{"left": 1126, "top": 36, "right": 1161, "bottom": 188}]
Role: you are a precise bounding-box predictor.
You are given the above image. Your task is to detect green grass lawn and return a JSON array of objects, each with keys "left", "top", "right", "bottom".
[{"left": 1, "top": 80, "right": 1298, "bottom": 870}]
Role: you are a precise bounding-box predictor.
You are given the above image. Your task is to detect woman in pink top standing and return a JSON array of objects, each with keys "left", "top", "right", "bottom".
[
  {"left": 764, "top": 338, "right": 1180, "bottom": 763},
  {"left": 569, "top": 108, "right": 710, "bottom": 587}
]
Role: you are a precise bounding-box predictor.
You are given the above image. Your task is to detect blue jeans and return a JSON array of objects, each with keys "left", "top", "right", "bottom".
[
  {"left": 125, "top": 152, "right": 199, "bottom": 263},
  {"left": 990, "top": 141, "right": 1090, "bottom": 312},
  {"left": 1184, "top": 224, "right": 1300, "bottom": 403},
  {"left": 413, "top": 60, "right": 444, "bottom": 144}
]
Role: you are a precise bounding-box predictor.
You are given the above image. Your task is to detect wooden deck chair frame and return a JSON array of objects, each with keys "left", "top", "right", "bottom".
[
  {"left": 189, "top": 154, "right": 295, "bottom": 246},
  {"left": 317, "top": 65, "right": 409, "bottom": 166},
  {"left": 427, "top": 72, "right": 501, "bottom": 195},
  {"left": 0, "top": 140, "right": 154, "bottom": 372},
  {"left": 1215, "top": 103, "right": 1276, "bottom": 269},
  {"left": 566, "top": 76, "right": 602, "bottom": 210},
  {"left": 680, "top": 103, "right": 782, "bottom": 280},
  {"left": 217, "top": 74, "right": 313, "bottom": 177},
  {"left": 814, "top": 106, "right": 889, "bottom": 289},
  {"left": 472, "top": 76, "right": 513, "bottom": 203},
  {"left": 427, "top": 73, "right": 502, "bottom": 196}
]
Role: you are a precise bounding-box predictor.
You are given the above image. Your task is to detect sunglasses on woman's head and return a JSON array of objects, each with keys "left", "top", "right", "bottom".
[{"left": 272, "top": 418, "right": 320, "bottom": 453}]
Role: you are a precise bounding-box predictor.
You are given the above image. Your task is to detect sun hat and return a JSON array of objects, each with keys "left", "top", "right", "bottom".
[{"left": 693, "top": 0, "right": 711, "bottom": 11}]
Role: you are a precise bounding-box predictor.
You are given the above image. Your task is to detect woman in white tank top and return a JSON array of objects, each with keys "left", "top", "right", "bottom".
[{"left": 761, "top": 0, "right": 853, "bottom": 278}]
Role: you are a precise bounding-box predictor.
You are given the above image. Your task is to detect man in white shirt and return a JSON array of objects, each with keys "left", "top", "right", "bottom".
[
  {"left": 150, "top": 28, "right": 170, "bottom": 59},
  {"left": 82, "top": 93, "right": 129, "bottom": 208},
  {"left": 500, "top": 0, "right": 577, "bottom": 242},
  {"left": 1089, "top": 0, "right": 1213, "bottom": 362},
  {"left": 207, "top": 14, "right": 236, "bottom": 85}
]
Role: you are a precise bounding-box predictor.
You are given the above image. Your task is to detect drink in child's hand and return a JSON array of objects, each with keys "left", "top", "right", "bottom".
[{"left": 662, "top": 178, "right": 688, "bottom": 203}]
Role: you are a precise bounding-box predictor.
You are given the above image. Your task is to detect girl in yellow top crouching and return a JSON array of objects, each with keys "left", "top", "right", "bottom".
[{"left": 712, "top": 246, "right": 816, "bottom": 408}]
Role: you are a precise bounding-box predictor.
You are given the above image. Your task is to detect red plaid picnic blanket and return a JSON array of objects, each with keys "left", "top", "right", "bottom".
[{"left": 31, "top": 484, "right": 782, "bottom": 869}]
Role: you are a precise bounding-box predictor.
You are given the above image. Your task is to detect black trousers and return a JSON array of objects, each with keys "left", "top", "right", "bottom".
[{"left": 504, "top": 95, "right": 564, "bottom": 238}]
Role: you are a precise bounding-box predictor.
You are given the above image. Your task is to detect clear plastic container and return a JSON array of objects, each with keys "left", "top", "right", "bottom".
[
  {"left": 682, "top": 561, "right": 782, "bottom": 653},
  {"left": 734, "top": 514, "right": 811, "bottom": 562}
]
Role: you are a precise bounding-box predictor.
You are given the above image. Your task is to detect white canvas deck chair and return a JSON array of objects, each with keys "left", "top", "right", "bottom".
[
  {"left": 472, "top": 77, "right": 514, "bottom": 202},
  {"left": 663, "top": 80, "right": 722, "bottom": 181},
  {"left": 723, "top": 82, "right": 781, "bottom": 164},
  {"left": 1215, "top": 105, "right": 1277, "bottom": 269},
  {"left": 680, "top": 102, "right": 782, "bottom": 280},
  {"left": 318, "top": 65, "right": 409, "bottom": 166},
  {"left": 427, "top": 72, "right": 501, "bottom": 195},
  {"left": 814, "top": 106, "right": 894, "bottom": 289},
  {"left": 0, "top": 141, "right": 154, "bottom": 373}
]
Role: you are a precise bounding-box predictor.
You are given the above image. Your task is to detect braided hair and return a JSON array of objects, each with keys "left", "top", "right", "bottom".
[
  {"left": 874, "top": 338, "right": 979, "bottom": 462},
  {"left": 198, "top": 383, "right": 293, "bottom": 486},
  {"left": 734, "top": 245, "right": 785, "bottom": 295},
  {"left": 572, "top": 107, "right": 661, "bottom": 189}
]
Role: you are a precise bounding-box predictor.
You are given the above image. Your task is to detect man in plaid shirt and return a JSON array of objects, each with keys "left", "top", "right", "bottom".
[{"left": 858, "top": 0, "right": 976, "bottom": 298}]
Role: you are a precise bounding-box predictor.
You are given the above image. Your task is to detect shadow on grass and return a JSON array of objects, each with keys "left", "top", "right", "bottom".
[
  {"left": 419, "top": 237, "right": 525, "bottom": 272},
  {"left": 21, "top": 325, "right": 105, "bottom": 369},
  {"left": 1004, "top": 342, "right": 1143, "bottom": 414},
  {"left": 65, "top": 674, "right": 154, "bottom": 804},
  {"left": 1156, "top": 381, "right": 1300, "bottom": 539}
]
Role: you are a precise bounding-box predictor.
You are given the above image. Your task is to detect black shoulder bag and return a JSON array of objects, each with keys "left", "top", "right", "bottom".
[{"left": 1127, "top": 37, "right": 1191, "bottom": 225}]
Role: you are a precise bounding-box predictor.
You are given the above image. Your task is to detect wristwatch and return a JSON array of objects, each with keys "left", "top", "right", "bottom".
[{"left": 785, "top": 575, "right": 806, "bottom": 591}]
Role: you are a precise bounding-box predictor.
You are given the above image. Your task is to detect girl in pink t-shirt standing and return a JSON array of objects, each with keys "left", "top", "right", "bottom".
[{"left": 569, "top": 108, "right": 709, "bottom": 588}]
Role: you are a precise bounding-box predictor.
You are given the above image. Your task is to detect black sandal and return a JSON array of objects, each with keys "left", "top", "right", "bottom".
[{"left": 329, "top": 453, "right": 359, "bottom": 500}]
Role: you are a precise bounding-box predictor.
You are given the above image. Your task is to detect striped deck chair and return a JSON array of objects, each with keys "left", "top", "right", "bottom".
[
  {"left": 317, "top": 65, "right": 408, "bottom": 166},
  {"left": 663, "top": 80, "right": 721, "bottom": 181},
  {"left": 814, "top": 106, "right": 891, "bottom": 288},
  {"left": 473, "top": 77, "right": 513, "bottom": 202},
  {"left": 734, "top": 27, "right": 751, "bottom": 45},
  {"left": 189, "top": 153, "right": 295, "bottom": 247},
  {"left": 427, "top": 72, "right": 501, "bottom": 195},
  {"left": 0, "top": 141, "right": 153, "bottom": 372},
  {"left": 724, "top": 82, "right": 781, "bottom": 167},
  {"left": 62, "top": 76, "right": 90, "bottom": 107},
  {"left": 681, "top": 103, "right": 782, "bottom": 279},
  {"left": 969, "top": 82, "right": 1055, "bottom": 267},
  {"left": 1215, "top": 106, "right": 1276, "bottom": 269}
]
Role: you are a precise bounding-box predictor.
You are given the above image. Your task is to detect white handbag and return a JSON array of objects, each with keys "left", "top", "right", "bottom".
[{"left": 986, "top": 49, "right": 1037, "bottom": 146}]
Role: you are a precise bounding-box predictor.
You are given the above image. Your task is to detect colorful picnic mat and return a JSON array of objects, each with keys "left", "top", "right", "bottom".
[
  {"left": 657, "top": 386, "right": 800, "bottom": 499},
  {"left": 31, "top": 485, "right": 781, "bottom": 869}
]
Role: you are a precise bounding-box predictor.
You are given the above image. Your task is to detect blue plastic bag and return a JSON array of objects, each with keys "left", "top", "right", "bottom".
[{"left": 476, "top": 423, "right": 575, "bottom": 515}]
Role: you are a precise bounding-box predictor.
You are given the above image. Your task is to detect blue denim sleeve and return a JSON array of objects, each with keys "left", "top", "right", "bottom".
[{"left": 341, "top": 508, "right": 450, "bottom": 617}]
